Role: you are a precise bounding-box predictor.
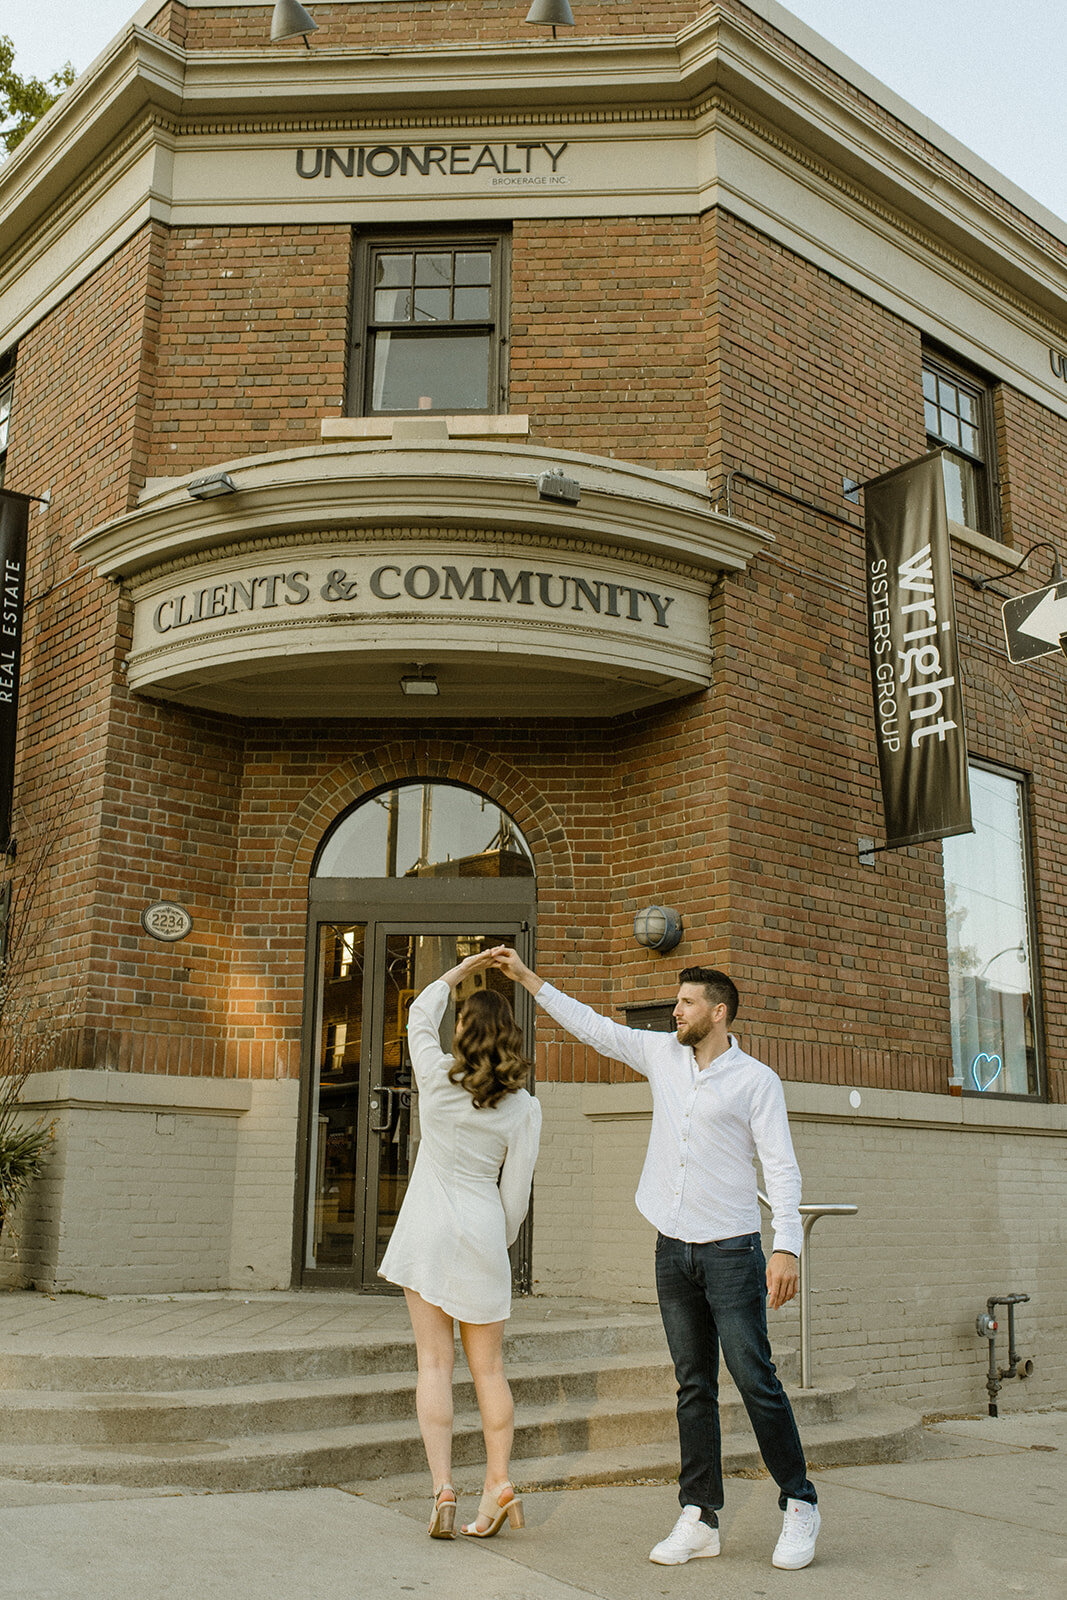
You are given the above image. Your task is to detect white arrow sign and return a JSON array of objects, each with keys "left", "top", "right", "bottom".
[
  {"left": 1015, "top": 586, "right": 1067, "bottom": 646},
  {"left": 1002, "top": 580, "right": 1067, "bottom": 664}
]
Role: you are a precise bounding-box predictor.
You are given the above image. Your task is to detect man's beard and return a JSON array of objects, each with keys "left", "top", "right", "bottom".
[{"left": 676, "top": 1019, "right": 710, "bottom": 1047}]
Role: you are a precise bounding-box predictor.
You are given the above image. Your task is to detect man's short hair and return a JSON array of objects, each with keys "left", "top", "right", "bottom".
[{"left": 678, "top": 966, "right": 739, "bottom": 1025}]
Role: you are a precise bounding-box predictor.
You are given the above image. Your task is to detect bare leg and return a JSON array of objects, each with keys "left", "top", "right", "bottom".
[
  {"left": 404, "top": 1289, "right": 457, "bottom": 1498},
  {"left": 459, "top": 1318, "right": 513, "bottom": 1530}
]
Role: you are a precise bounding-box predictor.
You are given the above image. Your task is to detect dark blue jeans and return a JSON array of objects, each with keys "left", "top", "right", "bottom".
[{"left": 655, "top": 1231, "right": 817, "bottom": 1521}]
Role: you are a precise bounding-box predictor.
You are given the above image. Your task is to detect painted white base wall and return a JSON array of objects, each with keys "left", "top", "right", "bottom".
[
  {"left": 531, "top": 1079, "right": 1067, "bottom": 1416},
  {"left": 0, "top": 1072, "right": 299, "bottom": 1295},
  {"left": 2, "top": 1070, "right": 1063, "bottom": 1418}
]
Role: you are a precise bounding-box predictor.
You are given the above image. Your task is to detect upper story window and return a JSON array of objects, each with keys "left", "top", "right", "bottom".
[
  {"left": 922, "top": 350, "right": 999, "bottom": 538},
  {"left": 0, "top": 364, "right": 13, "bottom": 490},
  {"left": 349, "top": 231, "right": 508, "bottom": 416},
  {"left": 942, "top": 763, "right": 1042, "bottom": 1097}
]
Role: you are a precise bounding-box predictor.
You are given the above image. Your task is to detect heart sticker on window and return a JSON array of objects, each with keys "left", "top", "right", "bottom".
[{"left": 971, "top": 1053, "right": 1003, "bottom": 1092}]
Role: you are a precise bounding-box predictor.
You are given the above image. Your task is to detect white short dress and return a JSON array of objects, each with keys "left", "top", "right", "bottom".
[{"left": 378, "top": 978, "right": 542, "bottom": 1324}]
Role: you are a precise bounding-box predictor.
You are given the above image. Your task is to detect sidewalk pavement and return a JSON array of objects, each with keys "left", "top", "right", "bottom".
[{"left": 1, "top": 1408, "right": 1062, "bottom": 1600}]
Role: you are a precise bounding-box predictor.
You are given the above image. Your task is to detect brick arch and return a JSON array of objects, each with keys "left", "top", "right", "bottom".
[
  {"left": 961, "top": 659, "right": 1038, "bottom": 774},
  {"left": 269, "top": 739, "right": 575, "bottom": 894}
]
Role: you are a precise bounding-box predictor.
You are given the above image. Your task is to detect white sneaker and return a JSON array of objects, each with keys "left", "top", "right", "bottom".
[
  {"left": 649, "top": 1505, "right": 720, "bottom": 1564},
  {"left": 772, "top": 1498, "right": 821, "bottom": 1569}
]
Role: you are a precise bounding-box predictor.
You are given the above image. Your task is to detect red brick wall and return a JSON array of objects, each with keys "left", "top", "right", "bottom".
[
  {"left": 5, "top": 199, "right": 1067, "bottom": 1103},
  {"left": 147, "top": 225, "right": 351, "bottom": 479},
  {"left": 510, "top": 217, "right": 707, "bottom": 469}
]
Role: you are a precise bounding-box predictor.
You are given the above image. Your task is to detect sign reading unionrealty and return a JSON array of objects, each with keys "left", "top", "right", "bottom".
[{"left": 864, "top": 453, "right": 972, "bottom": 849}]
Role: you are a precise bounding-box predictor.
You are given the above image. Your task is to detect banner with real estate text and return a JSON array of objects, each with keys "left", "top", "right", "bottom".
[
  {"left": 864, "top": 452, "right": 972, "bottom": 848},
  {"left": 0, "top": 490, "right": 30, "bottom": 850}
]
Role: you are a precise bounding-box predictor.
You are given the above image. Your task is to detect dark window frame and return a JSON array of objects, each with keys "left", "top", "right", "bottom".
[
  {"left": 347, "top": 228, "right": 510, "bottom": 418},
  {"left": 922, "top": 347, "right": 1001, "bottom": 540},
  {"left": 0, "top": 354, "right": 15, "bottom": 490}
]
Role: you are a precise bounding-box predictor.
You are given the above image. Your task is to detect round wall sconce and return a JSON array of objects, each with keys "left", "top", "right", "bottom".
[{"left": 633, "top": 905, "right": 683, "bottom": 953}]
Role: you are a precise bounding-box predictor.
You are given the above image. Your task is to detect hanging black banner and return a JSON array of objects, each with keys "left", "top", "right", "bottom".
[
  {"left": 0, "top": 491, "right": 30, "bottom": 850},
  {"left": 865, "top": 452, "right": 972, "bottom": 848}
]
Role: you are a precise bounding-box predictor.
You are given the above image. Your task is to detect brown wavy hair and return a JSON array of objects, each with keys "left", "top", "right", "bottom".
[{"left": 448, "top": 988, "right": 532, "bottom": 1110}]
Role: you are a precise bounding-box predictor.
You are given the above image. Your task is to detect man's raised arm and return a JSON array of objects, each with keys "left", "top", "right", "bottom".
[{"left": 491, "top": 948, "right": 656, "bottom": 1079}]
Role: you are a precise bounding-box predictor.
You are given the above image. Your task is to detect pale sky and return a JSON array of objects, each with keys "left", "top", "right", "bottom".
[{"left": 2, "top": 0, "right": 1066, "bottom": 224}]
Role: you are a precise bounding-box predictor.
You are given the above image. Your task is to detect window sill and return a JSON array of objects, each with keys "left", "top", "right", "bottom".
[
  {"left": 322, "top": 415, "right": 529, "bottom": 443},
  {"left": 947, "top": 519, "right": 1018, "bottom": 567}
]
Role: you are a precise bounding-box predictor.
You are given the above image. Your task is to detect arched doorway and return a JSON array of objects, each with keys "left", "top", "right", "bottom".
[{"left": 295, "top": 781, "right": 537, "bottom": 1290}]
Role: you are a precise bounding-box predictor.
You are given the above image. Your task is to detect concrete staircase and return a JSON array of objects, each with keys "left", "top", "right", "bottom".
[{"left": 0, "top": 1307, "right": 920, "bottom": 1494}]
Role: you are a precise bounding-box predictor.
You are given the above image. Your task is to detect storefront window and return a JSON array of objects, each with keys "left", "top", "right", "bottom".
[
  {"left": 942, "top": 765, "right": 1041, "bottom": 1096},
  {"left": 315, "top": 781, "right": 534, "bottom": 879}
]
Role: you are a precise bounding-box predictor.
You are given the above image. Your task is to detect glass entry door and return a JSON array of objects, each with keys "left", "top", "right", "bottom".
[{"left": 298, "top": 881, "right": 534, "bottom": 1290}]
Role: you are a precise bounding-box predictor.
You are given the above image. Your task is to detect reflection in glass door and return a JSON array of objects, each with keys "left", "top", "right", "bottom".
[
  {"left": 300, "top": 908, "right": 532, "bottom": 1289},
  {"left": 305, "top": 923, "right": 365, "bottom": 1270},
  {"left": 368, "top": 931, "right": 513, "bottom": 1280}
]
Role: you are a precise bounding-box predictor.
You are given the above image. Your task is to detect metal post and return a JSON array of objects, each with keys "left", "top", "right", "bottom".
[
  {"left": 799, "top": 1214, "right": 814, "bottom": 1389},
  {"left": 759, "top": 1195, "right": 857, "bottom": 1390}
]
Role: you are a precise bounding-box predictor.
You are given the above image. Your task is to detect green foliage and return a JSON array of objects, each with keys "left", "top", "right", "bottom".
[
  {"left": 0, "top": 1111, "right": 51, "bottom": 1231},
  {"left": 0, "top": 34, "right": 77, "bottom": 155}
]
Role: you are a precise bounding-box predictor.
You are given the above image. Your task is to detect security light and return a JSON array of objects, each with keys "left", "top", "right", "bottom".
[
  {"left": 186, "top": 473, "right": 238, "bottom": 500},
  {"left": 271, "top": 1, "right": 319, "bottom": 47}
]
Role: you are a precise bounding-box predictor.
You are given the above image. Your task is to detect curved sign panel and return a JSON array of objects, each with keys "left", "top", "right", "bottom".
[
  {"left": 128, "top": 539, "right": 710, "bottom": 719},
  {"left": 79, "top": 439, "right": 772, "bottom": 721}
]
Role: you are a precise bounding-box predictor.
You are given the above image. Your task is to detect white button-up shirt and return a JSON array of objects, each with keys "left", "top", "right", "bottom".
[{"left": 536, "top": 983, "right": 804, "bottom": 1258}]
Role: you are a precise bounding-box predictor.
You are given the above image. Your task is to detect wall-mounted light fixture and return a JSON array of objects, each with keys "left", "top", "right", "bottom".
[
  {"left": 186, "top": 472, "right": 238, "bottom": 500},
  {"left": 525, "top": 0, "right": 576, "bottom": 32},
  {"left": 271, "top": 0, "right": 319, "bottom": 47},
  {"left": 400, "top": 670, "right": 439, "bottom": 697},
  {"left": 633, "top": 905, "right": 683, "bottom": 953},
  {"left": 537, "top": 469, "right": 581, "bottom": 505}
]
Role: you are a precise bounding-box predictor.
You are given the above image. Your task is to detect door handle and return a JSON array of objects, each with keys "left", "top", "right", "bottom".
[{"left": 369, "top": 1085, "right": 394, "bottom": 1134}]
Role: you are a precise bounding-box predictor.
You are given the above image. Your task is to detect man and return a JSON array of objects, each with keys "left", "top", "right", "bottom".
[{"left": 491, "top": 950, "right": 820, "bottom": 1571}]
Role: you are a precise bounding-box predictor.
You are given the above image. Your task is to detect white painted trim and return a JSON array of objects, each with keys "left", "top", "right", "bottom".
[
  {"left": 580, "top": 1077, "right": 1067, "bottom": 1136},
  {"left": 17, "top": 1069, "right": 254, "bottom": 1115}
]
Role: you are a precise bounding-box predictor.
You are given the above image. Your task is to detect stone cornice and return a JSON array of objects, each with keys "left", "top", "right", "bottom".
[
  {"left": 2, "top": 12, "right": 1066, "bottom": 406},
  {"left": 74, "top": 441, "right": 773, "bottom": 581}
]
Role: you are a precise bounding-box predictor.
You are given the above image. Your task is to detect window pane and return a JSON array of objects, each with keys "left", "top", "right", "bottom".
[
  {"left": 960, "top": 421, "right": 979, "bottom": 455},
  {"left": 374, "top": 288, "right": 412, "bottom": 322},
  {"left": 922, "top": 369, "right": 938, "bottom": 402},
  {"left": 940, "top": 452, "right": 979, "bottom": 528},
  {"left": 316, "top": 782, "right": 534, "bottom": 879},
  {"left": 958, "top": 390, "right": 977, "bottom": 422},
  {"left": 453, "top": 286, "right": 491, "bottom": 320},
  {"left": 413, "top": 288, "right": 452, "bottom": 323},
  {"left": 371, "top": 330, "right": 490, "bottom": 412},
  {"left": 938, "top": 376, "right": 957, "bottom": 410},
  {"left": 943, "top": 768, "right": 1039, "bottom": 1096},
  {"left": 942, "top": 410, "right": 962, "bottom": 447},
  {"left": 455, "top": 251, "right": 492, "bottom": 285},
  {"left": 414, "top": 253, "right": 452, "bottom": 287},
  {"left": 375, "top": 254, "right": 412, "bottom": 287},
  {"left": 924, "top": 400, "right": 939, "bottom": 435}
]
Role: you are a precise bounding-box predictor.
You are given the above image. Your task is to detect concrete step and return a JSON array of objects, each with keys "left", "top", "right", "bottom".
[
  {"left": 0, "top": 1380, "right": 862, "bottom": 1492},
  {"left": 355, "top": 1402, "right": 924, "bottom": 1511},
  {"left": 0, "top": 1353, "right": 680, "bottom": 1445},
  {"left": 0, "top": 1315, "right": 676, "bottom": 1393}
]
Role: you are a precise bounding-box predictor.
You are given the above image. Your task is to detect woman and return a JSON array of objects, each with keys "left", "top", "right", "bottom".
[{"left": 378, "top": 946, "right": 542, "bottom": 1540}]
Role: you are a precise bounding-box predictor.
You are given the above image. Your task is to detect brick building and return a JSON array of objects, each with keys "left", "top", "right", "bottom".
[{"left": 0, "top": 0, "right": 1064, "bottom": 1413}]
